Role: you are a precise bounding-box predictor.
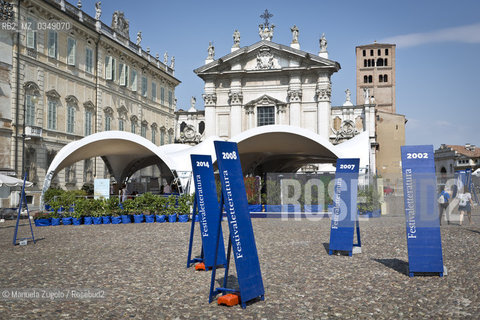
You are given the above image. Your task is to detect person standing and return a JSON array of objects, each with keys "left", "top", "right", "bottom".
[
  {"left": 438, "top": 186, "right": 451, "bottom": 225},
  {"left": 458, "top": 188, "right": 473, "bottom": 225}
]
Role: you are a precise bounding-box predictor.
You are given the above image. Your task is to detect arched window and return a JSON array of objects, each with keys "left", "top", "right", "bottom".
[
  {"left": 384, "top": 59, "right": 388, "bottom": 66},
  {"left": 364, "top": 59, "right": 367, "bottom": 67},
  {"left": 385, "top": 48, "right": 389, "bottom": 56},
  {"left": 199, "top": 121, "right": 205, "bottom": 134},
  {"left": 384, "top": 74, "right": 388, "bottom": 82},
  {"left": 368, "top": 75, "right": 372, "bottom": 83},
  {"left": 364, "top": 75, "right": 368, "bottom": 83},
  {"left": 379, "top": 75, "right": 383, "bottom": 82},
  {"left": 377, "top": 58, "right": 383, "bottom": 67},
  {"left": 362, "top": 50, "right": 366, "bottom": 56},
  {"left": 367, "top": 59, "right": 371, "bottom": 67},
  {"left": 180, "top": 121, "right": 187, "bottom": 132},
  {"left": 377, "top": 49, "right": 381, "bottom": 56},
  {"left": 370, "top": 49, "right": 374, "bottom": 56}
]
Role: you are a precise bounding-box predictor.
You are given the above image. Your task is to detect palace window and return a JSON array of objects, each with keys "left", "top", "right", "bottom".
[
  {"left": 26, "top": 18, "right": 36, "bottom": 50},
  {"left": 384, "top": 74, "right": 388, "bottom": 82},
  {"left": 141, "top": 76, "right": 147, "bottom": 97},
  {"left": 379, "top": 75, "right": 383, "bottom": 82},
  {"left": 384, "top": 59, "right": 388, "bottom": 66},
  {"left": 368, "top": 75, "right": 372, "bottom": 83},
  {"left": 105, "top": 114, "right": 111, "bottom": 131},
  {"left": 364, "top": 75, "right": 368, "bottom": 83},
  {"left": 168, "top": 91, "right": 173, "bottom": 108},
  {"left": 118, "top": 118, "right": 124, "bottom": 131},
  {"left": 85, "top": 110, "right": 93, "bottom": 135},
  {"left": 67, "top": 37, "right": 76, "bottom": 66},
  {"left": 48, "top": 30, "right": 58, "bottom": 58},
  {"left": 152, "top": 82, "right": 157, "bottom": 101},
  {"left": 377, "top": 58, "right": 383, "bottom": 67},
  {"left": 67, "top": 104, "right": 75, "bottom": 133},
  {"left": 160, "top": 128, "right": 165, "bottom": 145},
  {"left": 131, "top": 69, "right": 137, "bottom": 91},
  {"left": 119, "top": 63, "right": 129, "bottom": 86},
  {"left": 370, "top": 49, "right": 374, "bottom": 56},
  {"left": 141, "top": 122, "right": 147, "bottom": 138},
  {"left": 47, "top": 98, "right": 57, "bottom": 130},
  {"left": 161, "top": 87, "right": 165, "bottom": 104},
  {"left": 378, "top": 49, "right": 381, "bottom": 56},
  {"left": 105, "top": 56, "right": 116, "bottom": 80},
  {"left": 364, "top": 59, "right": 367, "bottom": 67},
  {"left": 151, "top": 126, "right": 156, "bottom": 144},
  {"left": 362, "top": 50, "right": 366, "bottom": 56},
  {"left": 25, "top": 94, "right": 35, "bottom": 126},
  {"left": 385, "top": 48, "right": 389, "bottom": 55},
  {"left": 257, "top": 106, "right": 275, "bottom": 126},
  {"left": 85, "top": 47, "right": 93, "bottom": 73}
]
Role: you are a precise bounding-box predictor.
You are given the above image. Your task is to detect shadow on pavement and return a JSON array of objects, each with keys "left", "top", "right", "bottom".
[{"left": 373, "top": 258, "right": 408, "bottom": 276}]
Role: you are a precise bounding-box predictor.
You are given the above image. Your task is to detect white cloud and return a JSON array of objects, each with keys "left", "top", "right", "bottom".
[{"left": 381, "top": 23, "right": 480, "bottom": 48}]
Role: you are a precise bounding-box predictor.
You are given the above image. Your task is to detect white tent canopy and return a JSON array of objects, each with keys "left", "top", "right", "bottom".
[{"left": 0, "top": 174, "right": 33, "bottom": 187}]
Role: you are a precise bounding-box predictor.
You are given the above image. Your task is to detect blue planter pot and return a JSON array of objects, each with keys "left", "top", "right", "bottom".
[
  {"left": 304, "top": 204, "right": 323, "bottom": 212},
  {"left": 102, "top": 216, "right": 111, "bottom": 224},
  {"left": 35, "top": 218, "right": 51, "bottom": 227},
  {"left": 51, "top": 218, "right": 61, "bottom": 226},
  {"left": 248, "top": 204, "right": 262, "bottom": 213},
  {"left": 72, "top": 217, "right": 82, "bottom": 225},
  {"left": 133, "top": 214, "right": 144, "bottom": 223},
  {"left": 111, "top": 216, "right": 122, "bottom": 224},
  {"left": 61, "top": 217, "right": 72, "bottom": 225},
  {"left": 168, "top": 214, "right": 177, "bottom": 223},
  {"left": 265, "top": 205, "right": 282, "bottom": 212},
  {"left": 93, "top": 217, "right": 102, "bottom": 225},
  {"left": 121, "top": 215, "right": 131, "bottom": 224},
  {"left": 156, "top": 214, "right": 166, "bottom": 223},
  {"left": 84, "top": 216, "right": 93, "bottom": 225},
  {"left": 178, "top": 214, "right": 189, "bottom": 223},
  {"left": 145, "top": 214, "right": 155, "bottom": 223}
]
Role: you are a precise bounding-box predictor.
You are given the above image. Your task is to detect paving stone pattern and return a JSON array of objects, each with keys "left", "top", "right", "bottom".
[{"left": 0, "top": 212, "right": 479, "bottom": 319}]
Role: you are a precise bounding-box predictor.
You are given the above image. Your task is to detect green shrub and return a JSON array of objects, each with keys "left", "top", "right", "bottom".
[{"left": 357, "top": 186, "right": 381, "bottom": 213}]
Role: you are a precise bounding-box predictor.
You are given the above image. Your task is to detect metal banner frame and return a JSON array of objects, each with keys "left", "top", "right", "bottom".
[
  {"left": 209, "top": 141, "right": 264, "bottom": 309},
  {"left": 328, "top": 158, "right": 361, "bottom": 256},
  {"left": 187, "top": 155, "right": 226, "bottom": 269},
  {"left": 12, "top": 173, "right": 35, "bottom": 246},
  {"left": 401, "top": 145, "right": 444, "bottom": 277}
]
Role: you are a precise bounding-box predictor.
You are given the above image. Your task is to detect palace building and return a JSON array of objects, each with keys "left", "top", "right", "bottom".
[{"left": 0, "top": 0, "right": 179, "bottom": 208}]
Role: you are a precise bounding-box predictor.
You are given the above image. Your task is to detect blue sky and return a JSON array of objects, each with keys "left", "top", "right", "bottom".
[{"left": 81, "top": 0, "right": 480, "bottom": 148}]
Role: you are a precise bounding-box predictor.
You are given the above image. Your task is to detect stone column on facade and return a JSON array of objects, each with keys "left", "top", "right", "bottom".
[
  {"left": 315, "top": 75, "right": 332, "bottom": 139},
  {"left": 287, "top": 89, "right": 301, "bottom": 127},
  {"left": 202, "top": 95, "right": 216, "bottom": 138},
  {"left": 245, "top": 105, "right": 255, "bottom": 129},
  {"left": 288, "top": 73, "right": 302, "bottom": 127},
  {"left": 277, "top": 105, "right": 287, "bottom": 125},
  {"left": 228, "top": 89, "right": 243, "bottom": 137}
]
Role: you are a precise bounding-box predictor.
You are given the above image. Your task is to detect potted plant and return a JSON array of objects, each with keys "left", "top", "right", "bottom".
[
  {"left": 121, "top": 199, "right": 134, "bottom": 223},
  {"left": 49, "top": 198, "right": 62, "bottom": 226},
  {"left": 71, "top": 198, "right": 84, "bottom": 226},
  {"left": 130, "top": 196, "right": 144, "bottom": 223},
  {"left": 82, "top": 198, "right": 93, "bottom": 225},
  {"left": 106, "top": 197, "right": 122, "bottom": 224},
  {"left": 90, "top": 199, "right": 103, "bottom": 225},
  {"left": 178, "top": 194, "right": 192, "bottom": 223},
  {"left": 154, "top": 195, "right": 167, "bottom": 223},
  {"left": 357, "top": 186, "right": 381, "bottom": 217},
  {"left": 141, "top": 193, "right": 156, "bottom": 223},
  {"left": 167, "top": 195, "right": 177, "bottom": 223},
  {"left": 34, "top": 211, "right": 52, "bottom": 227},
  {"left": 99, "top": 199, "right": 111, "bottom": 224}
]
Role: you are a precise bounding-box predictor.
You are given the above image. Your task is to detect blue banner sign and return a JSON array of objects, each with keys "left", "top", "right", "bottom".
[
  {"left": 188, "top": 155, "right": 227, "bottom": 268},
  {"left": 401, "top": 145, "right": 444, "bottom": 276},
  {"left": 329, "top": 158, "right": 360, "bottom": 255},
  {"left": 212, "top": 141, "right": 264, "bottom": 307}
]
